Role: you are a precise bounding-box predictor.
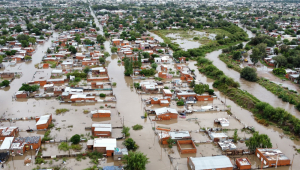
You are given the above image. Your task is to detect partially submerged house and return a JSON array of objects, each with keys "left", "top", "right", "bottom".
[
  {"left": 0, "top": 127, "right": 19, "bottom": 140},
  {"left": 236, "top": 157, "right": 251, "bottom": 170},
  {"left": 36, "top": 114, "right": 52, "bottom": 130},
  {"left": 91, "top": 123, "right": 112, "bottom": 137},
  {"left": 90, "top": 110, "right": 111, "bottom": 118},
  {"left": 158, "top": 131, "right": 191, "bottom": 144},
  {"left": 208, "top": 132, "right": 228, "bottom": 142},
  {"left": 154, "top": 107, "right": 178, "bottom": 120},
  {"left": 214, "top": 118, "right": 229, "bottom": 127},
  {"left": 255, "top": 148, "right": 290, "bottom": 167},
  {"left": 87, "top": 138, "right": 116, "bottom": 156},
  {"left": 10, "top": 136, "right": 41, "bottom": 154},
  {"left": 187, "top": 156, "right": 233, "bottom": 170}
]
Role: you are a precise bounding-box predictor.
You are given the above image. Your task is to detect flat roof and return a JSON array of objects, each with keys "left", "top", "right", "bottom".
[
  {"left": 93, "top": 138, "right": 116, "bottom": 150},
  {"left": 190, "top": 156, "right": 233, "bottom": 169},
  {"left": 0, "top": 137, "right": 14, "bottom": 150},
  {"left": 155, "top": 107, "right": 178, "bottom": 115},
  {"left": 90, "top": 110, "right": 111, "bottom": 114},
  {"left": 36, "top": 115, "right": 51, "bottom": 125}
]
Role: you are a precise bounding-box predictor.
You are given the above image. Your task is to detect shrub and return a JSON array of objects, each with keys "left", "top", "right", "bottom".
[
  {"left": 177, "top": 99, "right": 184, "bottom": 106},
  {"left": 122, "top": 126, "right": 130, "bottom": 137},
  {"left": 99, "top": 93, "right": 106, "bottom": 97},
  {"left": 112, "top": 82, "right": 117, "bottom": 86},
  {"left": 240, "top": 67, "right": 257, "bottom": 82},
  {"left": 55, "top": 108, "right": 69, "bottom": 114},
  {"left": 0, "top": 80, "right": 9, "bottom": 87},
  {"left": 193, "top": 37, "right": 199, "bottom": 40},
  {"left": 208, "top": 89, "right": 214, "bottom": 95},
  {"left": 123, "top": 138, "right": 138, "bottom": 150},
  {"left": 70, "top": 134, "right": 81, "bottom": 144},
  {"left": 282, "top": 95, "right": 289, "bottom": 102},
  {"left": 132, "top": 124, "right": 143, "bottom": 130}
]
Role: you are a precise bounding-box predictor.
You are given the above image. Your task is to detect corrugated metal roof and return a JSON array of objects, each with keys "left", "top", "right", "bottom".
[{"left": 190, "top": 156, "right": 233, "bottom": 169}]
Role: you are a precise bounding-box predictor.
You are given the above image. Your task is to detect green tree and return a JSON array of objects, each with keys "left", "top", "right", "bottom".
[
  {"left": 96, "top": 35, "right": 106, "bottom": 44},
  {"left": 103, "top": 52, "right": 109, "bottom": 58},
  {"left": 245, "top": 132, "right": 272, "bottom": 152},
  {"left": 240, "top": 67, "right": 257, "bottom": 82},
  {"left": 28, "top": 37, "right": 36, "bottom": 45},
  {"left": 0, "top": 55, "right": 3, "bottom": 63},
  {"left": 68, "top": 45, "right": 77, "bottom": 54},
  {"left": 47, "top": 48, "right": 51, "bottom": 54},
  {"left": 250, "top": 48, "right": 260, "bottom": 65},
  {"left": 151, "top": 63, "right": 157, "bottom": 69},
  {"left": 273, "top": 55, "right": 287, "bottom": 67},
  {"left": 111, "top": 47, "right": 118, "bottom": 53},
  {"left": 124, "top": 58, "right": 133, "bottom": 76},
  {"left": 123, "top": 151, "right": 149, "bottom": 170},
  {"left": 233, "top": 129, "right": 238, "bottom": 143},
  {"left": 83, "top": 66, "right": 90, "bottom": 74},
  {"left": 99, "top": 57, "right": 105, "bottom": 64},
  {"left": 0, "top": 80, "right": 10, "bottom": 87},
  {"left": 123, "top": 138, "right": 138, "bottom": 151},
  {"left": 194, "top": 84, "right": 209, "bottom": 94},
  {"left": 70, "top": 134, "right": 80, "bottom": 144},
  {"left": 232, "top": 51, "right": 241, "bottom": 60},
  {"left": 24, "top": 55, "right": 32, "bottom": 60}
]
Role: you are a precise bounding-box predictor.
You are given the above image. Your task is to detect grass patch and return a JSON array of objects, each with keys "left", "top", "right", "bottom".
[
  {"left": 42, "top": 130, "right": 52, "bottom": 142},
  {"left": 132, "top": 124, "right": 143, "bottom": 130},
  {"left": 58, "top": 142, "right": 71, "bottom": 151},
  {"left": 55, "top": 108, "right": 69, "bottom": 114}
]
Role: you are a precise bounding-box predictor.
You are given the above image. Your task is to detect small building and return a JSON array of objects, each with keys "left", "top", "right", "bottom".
[
  {"left": 177, "top": 140, "right": 197, "bottom": 154},
  {"left": 36, "top": 114, "right": 52, "bottom": 130},
  {"left": 93, "top": 138, "right": 116, "bottom": 156},
  {"left": 10, "top": 136, "right": 41, "bottom": 154},
  {"left": 154, "top": 107, "right": 178, "bottom": 120},
  {"left": 0, "top": 127, "right": 19, "bottom": 140},
  {"left": 113, "top": 147, "right": 128, "bottom": 161},
  {"left": 187, "top": 156, "right": 233, "bottom": 170},
  {"left": 103, "top": 166, "right": 124, "bottom": 170},
  {"left": 91, "top": 110, "right": 111, "bottom": 118},
  {"left": 236, "top": 157, "right": 251, "bottom": 170},
  {"left": 209, "top": 132, "right": 228, "bottom": 142},
  {"left": 15, "top": 91, "right": 29, "bottom": 98},
  {"left": 163, "top": 89, "right": 173, "bottom": 97},
  {"left": 255, "top": 148, "right": 290, "bottom": 167},
  {"left": 218, "top": 140, "right": 237, "bottom": 151},
  {"left": 91, "top": 124, "right": 112, "bottom": 137},
  {"left": 51, "top": 70, "right": 63, "bottom": 77},
  {"left": 214, "top": 118, "right": 229, "bottom": 127},
  {"left": 159, "top": 131, "right": 191, "bottom": 144},
  {"left": 0, "top": 137, "right": 14, "bottom": 152},
  {"left": 0, "top": 72, "right": 14, "bottom": 78}
]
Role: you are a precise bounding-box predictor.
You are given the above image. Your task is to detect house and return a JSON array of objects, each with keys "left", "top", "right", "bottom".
[
  {"left": 0, "top": 127, "right": 19, "bottom": 140},
  {"left": 113, "top": 147, "right": 128, "bottom": 161},
  {"left": 0, "top": 137, "right": 14, "bottom": 152},
  {"left": 90, "top": 110, "right": 111, "bottom": 118},
  {"left": 51, "top": 70, "right": 63, "bottom": 77},
  {"left": 15, "top": 91, "right": 29, "bottom": 98},
  {"left": 91, "top": 138, "right": 116, "bottom": 156},
  {"left": 159, "top": 131, "right": 191, "bottom": 144},
  {"left": 10, "top": 136, "right": 41, "bottom": 154},
  {"left": 177, "top": 140, "right": 197, "bottom": 154},
  {"left": 91, "top": 124, "right": 112, "bottom": 137},
  {"left": 255, "top": 148, "right": 290, "bottom": 167},
  {"left": 187, "top": 156, "right": 233, "bottom": 170},
  {"left": 36, "top": 114, "right": 52, "bottom": 130},
  {"left": 154, "top": 107, "right": 178, "bottom": 120},
  {"left": 236, "top": 157, "right": 251, "bottom": 170},
  {"left": 0, "top": 72, "right": 15, "bottom": 78},
  {"left": 149, "top": 97, "right": 171, "bottom": 107},
  {"left": 208, "top": 132, "right": 228, "bottom": 142},
  {"left": 218, "top": 140, "right": 237, "bottom": 151},
  {"left": 214, "top": 118, "right": 229, "bottom": 127},
  {"left": 177, "top": 92, "right": 197, "bottom": 99},
  {"left": 163, "top": 89, "right": 173, "bottom": 97}
]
